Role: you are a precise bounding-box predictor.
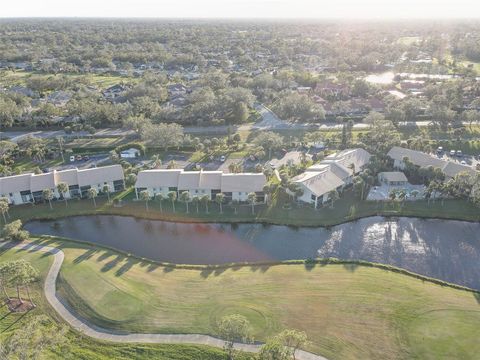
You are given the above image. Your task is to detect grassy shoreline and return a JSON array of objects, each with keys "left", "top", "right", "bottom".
[
  {"left": 8, "top": 238, "right": 479, "bottom": 360},
  {"left": 30, "top": 236, "right": 480, "bottom": 294},
  {"left": 10, "top": 188, "right": 480, "bottom": 228}
]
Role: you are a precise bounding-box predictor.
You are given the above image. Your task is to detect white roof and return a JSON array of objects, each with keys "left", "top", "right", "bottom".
[
  {"left": 0, "top": 165, "right": 124, "bottom": 194},
  {"left": 293, "top": 168, "right": 344, "bottom": 197},
  {"left": 379, "top": 171, "right": 408, "bottom": 182},
  {"left": 135, "top": 169, "right": 182, "bottom": 188},
  {"left": 221, "top": 173, "right": 266, "bottom": 193},
  {"left": 135, "top": 170, "right": 266, "bottom": 193},
  {"left": 388, "top": 146, "right": 477, "bottom": 178}
]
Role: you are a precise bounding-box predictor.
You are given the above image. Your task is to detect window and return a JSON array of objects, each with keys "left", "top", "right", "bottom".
[{"left": 311, "top": 194, "right": 316, "bottom": 201}]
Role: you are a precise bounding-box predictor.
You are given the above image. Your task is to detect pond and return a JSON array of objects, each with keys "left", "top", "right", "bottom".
[{"left": 25, "top": 215, "right": 480, "bottom": 290}]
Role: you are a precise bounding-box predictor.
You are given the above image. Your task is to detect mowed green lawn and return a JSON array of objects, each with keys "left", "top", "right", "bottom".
[
  {"left": 0, "top": 247, "right": 250, "bottom": 360},
  {"left": 10, "top": 238, "right": 475, "bottom": 360}
]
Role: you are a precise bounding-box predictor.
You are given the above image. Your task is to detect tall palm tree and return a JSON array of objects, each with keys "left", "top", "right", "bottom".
[
  {"left": 215, "top": 193, "right": 225, "bottom": 213},
  {"left": 103, "top": 184, "right": 111, "bottom": 203},
  {"left": 328, "top": 190, "right": 339, "bottom": 208},
  {"left": 0, "top": 200, "right": 8, "bottom": 223},
  {"left": 231, "top": 199, "right": 239, "bottom": 214},
  {"left": 151, "top": 154, "right": 162, "bottom": 169},
  {"left": 192, "top": 196, "right": 200, "bottom": 213},
  {"left": 179, "top": 191, "right": 191, "bottom": 213},
  {"left": 42, "top": 189, "right": 54, "bottom": 210},
  {"left": 155, "top": 193, "right": 164, "bottom": 212},
  {"left": 140, "top": 190, "right": 151, "bottom": 211},
  {"left": 57, "top": 182, "right": 69, "bottom": 207},
  {"left": 200, "top": 194, "right": 210, "bottom": 213},
  {"left": 247, "top": 192, "right": 257, "bottom": 215},
  {"left": 167, "top": 191, "right": 177, "bottom": 213},
  {"left": 87, "top": 188, "right": 98, "bottom": 208}
]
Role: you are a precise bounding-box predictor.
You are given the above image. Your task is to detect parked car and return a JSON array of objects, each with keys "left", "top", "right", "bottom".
[
  {"left": 456, "top": 150, "right": 463, "bottom": 157},
  {"left": 449, "top": 150, "right": 456, "bottom": 156},
  {"left": 75, "top": 154, "right": 82, "bottom": 161},
  {"left": 83, "top": 155, "right": 90, "bottom": 161},
  {"left": 220, "top": 155, "right": 226, "bottom": 162},
  {"left": 436, "top": 146, "right": 443, "bottom": 154},
  {"left": 69, "top": 155, "right": 75, "bottom": 162},
  {"left": 460, "top": 160, "right": 467, "bottom": 165}
]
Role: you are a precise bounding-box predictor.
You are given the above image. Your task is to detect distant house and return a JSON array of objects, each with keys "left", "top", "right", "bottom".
[
  {"left": 135, "top": 169, "right": 266, "bottom": 203},
  {"left": 120, "top": 148, "right": 140, "bottom": 159},
  {"left": 292, "top": 148, "right": 371, "bottom": 208},
  {"left": 0, "top": 165, "right": 125, "bottom": 205},
  {"left": 315, "top": 80, "right": 350, "bottom": 99},
  {"left": 378, "top": 172, "right": 409, "bottom": 187},
  {"left": 387, "top": 146, "right": 477, "bottom": 179}
]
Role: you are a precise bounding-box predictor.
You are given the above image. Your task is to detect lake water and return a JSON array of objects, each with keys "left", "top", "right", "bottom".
[{"left": 25, "top": 215, "right": 480, "bottom": 289}]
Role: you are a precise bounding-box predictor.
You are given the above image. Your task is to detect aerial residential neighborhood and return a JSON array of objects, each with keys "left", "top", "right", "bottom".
[{"left": 0, "top": 4, "right": 480, "bottom": 360}]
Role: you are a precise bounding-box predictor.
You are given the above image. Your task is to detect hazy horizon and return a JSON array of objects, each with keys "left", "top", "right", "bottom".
[{"left": 2, "top": 0, "right": 480, "bottom": 20}]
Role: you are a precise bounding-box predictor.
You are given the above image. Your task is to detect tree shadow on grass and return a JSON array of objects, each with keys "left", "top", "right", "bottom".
[
  {"left": 249, "top": 264, "right": 271, "bottom": 273},
  {"left": 304, "top": 261, "right": 316, "bottom": 271},
  {"left": 147, "top": 263, "right": 160, "bottom": 272},
  {"left": 200, "top": 268, "right": 214, "bottom": 278},
  {"left": 1, "top": 310, "right": 29, "bottom": 333},
  {"left": 115, "top": 258, "right": 138, "bottom": 277},
  {"left": 97, "top": 251, "right": 113, "bottom": 262},
  {"left": 474, "top": 292, "right": 480, "bottom": 304},
  {"left": 101, "top": 254, "right": 124, "bottom": 272},
  {"left": 343, "top": 263, "right": 359, "bottom": 272},
  {"left": 73, "top": 248, "right": 98, "bottom": 264}
]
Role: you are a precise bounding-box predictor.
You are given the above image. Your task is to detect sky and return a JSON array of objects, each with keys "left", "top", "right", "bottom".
[{"left": 2, "top": 0, "right": 480, "bottom": 19}]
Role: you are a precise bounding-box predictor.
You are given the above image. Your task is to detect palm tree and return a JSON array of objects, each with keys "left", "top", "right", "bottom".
[
  {"left": 231, "top": 199, "right": 239, "bottom": 214},
  {"left": 410, "top": 189, "right": 420, "bottom": 199},
  {"left": 56, "top": 136, "right": 65, "bottom": 163},
  {"left": 57, "top": 182, "right": 69, "bottom": 207},
  {"left": 215, "top": 193, "right": 225, "bottom": 213},
  {"left": 87, "top": 188, "right": 98, "bottom": 208},
  {"left": 388, "top": 189, "right": 397, "bottom": 207},
  {"left": 0, "top": 200, "right": 9, "bottom": 223},
  {"left": 42, "top": 189, "right": 54, "bottom": 210},
  {"left": 103, "top": 184, "right": 111, "bottom": 203},
  {"left": 247, "top": 192, "right": 257, "bottom": 215},
  {"left": 328, "top": 190, "right": 339, "bottom": 208},
  {"left": 353, "top": 176, "right": 365, "bottom": 199},
  {"left": 192, "top": 196, "right": 200, "bottom": 213},
  {"left": 155, "top": 193, "right": 164, "bottom": 212},
  {"left": 140, "top": 190, "right": 151, "bottom": 211},
  {"left": 167, "top": 191, "right": 177, "bottom": 213},
  {"left": 151, "top": 154, "right": 162, "bottom": 169},
  {"left": 179, "top": 191, "right": 191, "bottom": 213},
  {"left": 200, "top": 194, "right": 210, "bottom": 213}
]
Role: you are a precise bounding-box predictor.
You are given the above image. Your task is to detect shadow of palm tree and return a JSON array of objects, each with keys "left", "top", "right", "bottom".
[
  {"left": 73, "top": 248, "right": 97, "bottom": 264},
  {"left": 115, "top": 258, "right": 138, "bottom": 277},
  {"left": 101, "top": 255, "right": 124, "bottom": 272}
]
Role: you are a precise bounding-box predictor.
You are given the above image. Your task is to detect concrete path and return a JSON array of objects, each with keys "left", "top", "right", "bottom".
[{"left": 9, "top": 242, "right": 328, "bottom": 360}]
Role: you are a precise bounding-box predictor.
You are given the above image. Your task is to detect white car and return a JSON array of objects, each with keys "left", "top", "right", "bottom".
[
  {"left": 220, "top": 155, "right": 226, "bottom": 162},
  {"left": 69, "top": 155, "right": 75, "bottom": 162},
  {"left": 460, "top": 160, "right": 467, "bottom": 165}
]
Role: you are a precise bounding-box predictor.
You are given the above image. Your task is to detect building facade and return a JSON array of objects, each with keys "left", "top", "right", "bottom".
[
  {"left": 135, "top": 169, "right": 266, "bottom": 203},
  {"left": 292, "top": 148, "right": 371, "bottom": 208},
  {"left": 0, "top": 165, "right": 125, "bottom": 205}
]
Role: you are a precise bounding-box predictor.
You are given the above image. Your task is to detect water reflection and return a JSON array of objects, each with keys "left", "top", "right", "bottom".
[{"left": 25, "top": 215, "right": 480, "bottom": 289}]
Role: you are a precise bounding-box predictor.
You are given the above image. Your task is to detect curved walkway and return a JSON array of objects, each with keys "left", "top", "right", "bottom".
[{"left": 10, "top": 242, "right": 328, "bottom": 360}]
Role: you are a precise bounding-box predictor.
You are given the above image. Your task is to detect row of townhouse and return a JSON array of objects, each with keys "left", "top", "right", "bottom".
[
  {"left": 0, "top": 165, "right": 125, "bottom": 205},
  {"left": 291, "top": 148, "right": 371, "bottom": 208},
  {"left": 135, "top": 169, "right": 267, "bottom": 203},
  {"left": 387, "top": 146, "right": 477, "bottom": 179}
]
